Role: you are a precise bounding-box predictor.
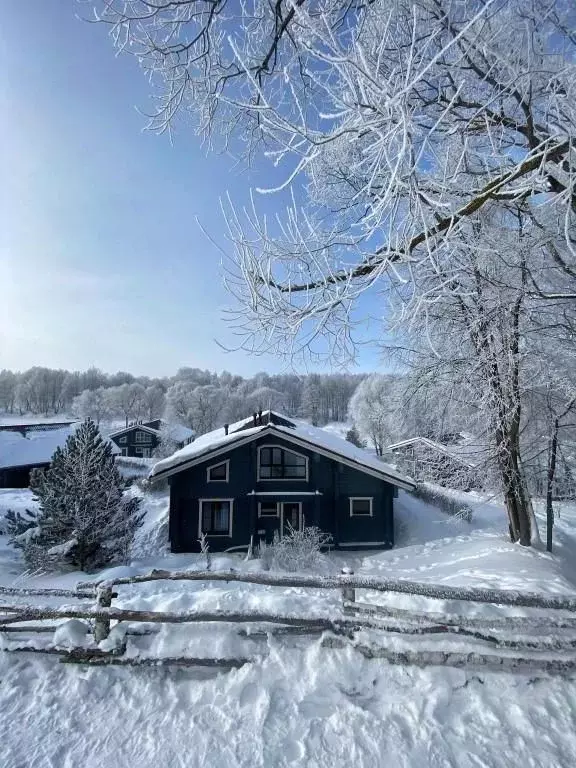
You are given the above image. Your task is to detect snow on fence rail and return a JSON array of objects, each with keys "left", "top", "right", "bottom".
[
  {"left": 2, "top": 568, "right": 576, "bottom": 674},
  {"left": 79, "top": 568, "right": 576, "bottom": 612}
]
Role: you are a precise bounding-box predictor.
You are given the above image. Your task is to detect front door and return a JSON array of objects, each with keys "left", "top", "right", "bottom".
[{"left": 281, "top": 502, "right": 302, "bottom": 537}]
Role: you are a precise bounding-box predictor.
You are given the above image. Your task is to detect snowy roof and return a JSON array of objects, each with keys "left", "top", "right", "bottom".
[
  {"left": 151, "top": 410, "right": 415, "bottom": 489},
  {"left": 0, "top": 425, "right": 120, "bottom": 470},
  {"left": 0, "top": 427, "right": 73, "bottom": 470},
  {"left": 387, "top": 436, "right": 484, "bottom": 469},
  {"left": 108, "top": 421, "right": 195, "bottom": 443}
]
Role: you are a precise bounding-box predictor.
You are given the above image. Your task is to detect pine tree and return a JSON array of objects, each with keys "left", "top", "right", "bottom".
[
  {"left": 19, "top": 419, "right": 144, "bottom": 571},
  {"left": 345, "top": 427, "right": 366, "bottom": 449}
]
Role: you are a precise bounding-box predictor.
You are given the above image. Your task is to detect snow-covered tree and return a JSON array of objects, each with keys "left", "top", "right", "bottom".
[
  {"left": 10, "top": 420, "right": 144, "bottom": 571},
  {"left": 143, "top": 385, "right": 166, "bottom": 421},
  {"left": 72, "top": 387, "right": 114, "bottom": 426},
  {"left": 349, "top": 375, "right": 402, "bottom": 456},
  {"left": 108, "top": 383, "right": 147, "bottom": 426},
  {"left": 165, "top": 381, "right": 225, "bottom": 434}
]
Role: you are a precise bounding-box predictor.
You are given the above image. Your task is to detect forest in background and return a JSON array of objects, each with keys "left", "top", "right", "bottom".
[{"left": 0, "top": 366, "right": 366, "bottom": 432}]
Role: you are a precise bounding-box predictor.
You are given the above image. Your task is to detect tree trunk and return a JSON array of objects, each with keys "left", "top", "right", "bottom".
[
  {"left": 496, "top": 430, "right": 532, "bottom": 546},
  {"left": 546, "top": 418, "right": 559, "bottom": 553}
]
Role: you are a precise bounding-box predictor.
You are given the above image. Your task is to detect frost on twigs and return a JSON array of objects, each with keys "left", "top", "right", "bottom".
[
  {"left": 198, "top": 532, "right": 212, "bottom": 571},
  {"left": 264, "top": 524, "right": 334, "bottom": 573}
]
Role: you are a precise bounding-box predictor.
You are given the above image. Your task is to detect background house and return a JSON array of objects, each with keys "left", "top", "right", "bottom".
[
  {"left": 109, "top": 419, "right": 194, "bottom": 458},
  {"left": 150, "top": 410, "right": 415, "bottom": 553},
  {"left": 387, "top": 435, "right": 484, "bottom": 490}
]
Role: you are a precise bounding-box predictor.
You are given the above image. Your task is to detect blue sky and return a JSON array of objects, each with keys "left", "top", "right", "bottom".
[{"left": 0, "top": 1, "right": 381, "bottom": 377}]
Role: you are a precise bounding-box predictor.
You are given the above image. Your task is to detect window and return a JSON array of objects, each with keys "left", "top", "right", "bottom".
[
  {"left": 118, "top": 436, "right": 127, "bottom": 444},
  {"left": 349, "top": 497, "right": 373, "bottom": 517},
  {"left": 135, "top": 431, "right": 151, "bottom": 443},
  {"left": 121, "top": 448, "right": 128, "bottom": 457},
  {"left": 258, "top": 446, "right": 308, "bottom": 480},
  {"left": 207, "top": 460, "right": 229, "bottom": 482},
  {"left": 199, "top": 500, "right": 233, "bottom": 536},
  {"left": 258, "top": 501, "right": 279, "bottom": 518}
]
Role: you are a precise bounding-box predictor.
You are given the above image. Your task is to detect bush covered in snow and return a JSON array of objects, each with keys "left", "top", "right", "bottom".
[
  {"left": 411, "top": 483, "right": 473, "bottom": 523},
  {"left": 261, "top": 524, "right": 333, "bottom": 572},
  {"left": 8, "top": 419, "right": 145, "bottom": 571}
]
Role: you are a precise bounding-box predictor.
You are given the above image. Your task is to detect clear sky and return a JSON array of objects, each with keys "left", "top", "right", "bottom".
[{"left": 0, "top": 1, "right": 381, "bottom": 378}]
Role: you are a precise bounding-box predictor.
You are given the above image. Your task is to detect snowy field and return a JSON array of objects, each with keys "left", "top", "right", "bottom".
[{"left": 0, "top": 489, "right": 576, "bottom": 767}]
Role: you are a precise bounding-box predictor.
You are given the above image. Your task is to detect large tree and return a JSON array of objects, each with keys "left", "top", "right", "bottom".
[
  {"left": 9, "top": 420, "right": 144, "bottom": 571},
  {"left": 86, "top": 0, "right": 576, "bottom": 545}
]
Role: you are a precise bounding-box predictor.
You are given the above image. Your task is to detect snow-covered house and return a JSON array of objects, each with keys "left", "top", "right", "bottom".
[
  {"left": 387, "top": 435, "right": 483, "bottom": 490},
  {"left": 150, "top": 410, "right": 415, "bottom": 553},
  {"left": 109, "top": 419, "right": 195, "bottom": 459},
  {"left": 0, "top": 425, "right": 122, "bottom": 489}
]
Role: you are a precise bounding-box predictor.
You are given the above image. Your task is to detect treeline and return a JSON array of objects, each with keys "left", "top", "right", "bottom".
[{"left": 0, "top": 366, "right": 365, "bottom": 432}]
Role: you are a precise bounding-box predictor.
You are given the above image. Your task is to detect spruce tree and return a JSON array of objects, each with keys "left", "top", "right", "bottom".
[
  {"left": 345, "top": 426, "right": 366, "bottom": 449},
  {"left": 20, "top": 419, "right": 144, "bottom": 571}
]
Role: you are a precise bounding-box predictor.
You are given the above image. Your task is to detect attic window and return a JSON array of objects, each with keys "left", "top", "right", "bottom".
[
  {"left": 135, "top": 431, "right": 151, "bottom": 443},
  {"left": 207, "top": 460, "right": 229, "bottom": 482},
  {"left": 258, "top": 446, "right": 308, "bottom": 480},
  {"left": 349, "top": 498, "right": 373, "bottom": 517}
]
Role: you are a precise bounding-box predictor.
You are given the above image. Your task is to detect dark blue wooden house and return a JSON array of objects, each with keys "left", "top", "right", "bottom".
[
  {"left": 109, "top": 420, "right": 194, "bottom": 459},
  {"left": 150, "top": 411, "right": 415, "bottom": 553}
]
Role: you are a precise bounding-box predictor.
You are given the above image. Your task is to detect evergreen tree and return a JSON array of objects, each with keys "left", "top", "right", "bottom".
[
  {"left": 17, "top": 420, "right": 144, "bottom": 571},
  {"left": 345, "top": 427, "right": 366, "bottom": 449}
]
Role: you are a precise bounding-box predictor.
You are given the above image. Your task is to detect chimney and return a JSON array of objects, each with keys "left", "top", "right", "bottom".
[
  {"left": 224, "top": 424, "right": 229, "bottom": 436},
  {"left": 258, "top": 408, "right": 263, "bottom": 426},
  {"left": 253, "top": 412, "right": 258, "bottom": 427}
]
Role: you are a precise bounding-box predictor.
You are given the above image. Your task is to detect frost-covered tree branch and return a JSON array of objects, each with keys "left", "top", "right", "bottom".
[{"left": 86, "top": 0, "right": 576, "bottom": 362}]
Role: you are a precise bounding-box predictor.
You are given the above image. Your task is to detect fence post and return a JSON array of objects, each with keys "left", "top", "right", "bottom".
[
  {"left": 340, "top": 568, "right": 355, "bottom": 605},
  {"left": 93, "top": 586, "right": 113, "bottom": 643}
]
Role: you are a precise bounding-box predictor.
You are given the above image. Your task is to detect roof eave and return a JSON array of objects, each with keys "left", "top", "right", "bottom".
[{"left": 150, "top": 424, "right": 415, "bottom": 490}]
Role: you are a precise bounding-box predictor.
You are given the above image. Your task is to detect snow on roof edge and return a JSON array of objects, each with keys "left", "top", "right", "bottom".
[{"left": 150, "top": 417, "right": 415, "bottom": 489}]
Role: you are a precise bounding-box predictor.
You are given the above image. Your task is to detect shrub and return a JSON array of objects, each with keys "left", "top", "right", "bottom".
[{"left": 262, "top": 523, "right": 333, "bottom": 572}]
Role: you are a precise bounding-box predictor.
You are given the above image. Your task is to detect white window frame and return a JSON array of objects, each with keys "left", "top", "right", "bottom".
[
  {"left": 118, "top": 436, "right": 127, "bottom": 444},
  {"left": 121, "top": 447, "right": 128, "bottom": 457},
  {"left": 198, "top": 499, "right": 234, "bottom": 537},
  {"left": 206, "top": 459, "right": 230, "bottom": 483},
  {"left": 258, "top": 501, "right": 280, "bottom": 518},
  {"left": 349, "top": 497, "right": 374, "bottom": 517},
  {"left": 257, "top": 444, "right": 309, "bottom": 482},
  {"left": 135, "top": 430, "right": 151, "bottom": 444}
]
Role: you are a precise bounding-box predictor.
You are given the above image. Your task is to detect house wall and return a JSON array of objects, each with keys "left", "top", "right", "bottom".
[
  {"left": 0, "top": 463, "right": 50, "bottom": 489},
  {"left": 169, "top": 433, "right": 395, "bottom": 553},
  {"left": 110, "top": 427, "right": 160, "bottom": 458}
]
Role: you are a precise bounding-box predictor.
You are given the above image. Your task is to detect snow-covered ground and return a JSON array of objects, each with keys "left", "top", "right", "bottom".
[{"left": 0, "top": 488, "right": 576, "bottom": 767}]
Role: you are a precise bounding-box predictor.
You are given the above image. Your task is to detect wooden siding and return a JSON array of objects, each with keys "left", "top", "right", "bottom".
[
  {"left": 110, "top": 427, "right": 160, "bottom": 458},
  {"left": 169, "top": 433, "right": 395, "bottom": 553}
]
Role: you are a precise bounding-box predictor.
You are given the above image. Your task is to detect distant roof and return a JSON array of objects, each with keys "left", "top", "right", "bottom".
[
  {"left": 0, "top": 425, "right": 120, "bottom": 470},
  {"left": 0, "top": 420, "right": 78, "bottom": 435},
  {"left": 108, "top": 420, "right": 195, "bottom": 443},
  {"left": 151, "top": 410, "right": 415, "bottom": 490},
  {"left": 387, "top": 436, "right": 483, "bottom": 468}
]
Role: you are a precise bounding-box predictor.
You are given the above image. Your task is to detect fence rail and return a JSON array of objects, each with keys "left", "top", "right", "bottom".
[
  {"left": 79, "top": 568, "right": 576, "bottom": 611},
  {"left": 2, "top": 567, "right": 576, "bottom": 674}
]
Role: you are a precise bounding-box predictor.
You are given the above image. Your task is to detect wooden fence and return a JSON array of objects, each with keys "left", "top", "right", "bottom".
[{"left": 1, "top": 569, "right": 576, "bottom": 675}]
